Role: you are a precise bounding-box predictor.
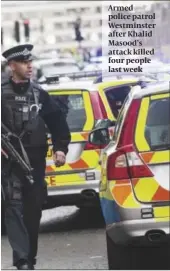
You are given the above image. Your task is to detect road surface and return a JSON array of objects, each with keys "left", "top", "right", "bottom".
[
  {"left": 1, "top": 206, "right": 170, "bottom": 270},
  {"left": 1, "top": 206, "right": 107, "bottom": 270}
]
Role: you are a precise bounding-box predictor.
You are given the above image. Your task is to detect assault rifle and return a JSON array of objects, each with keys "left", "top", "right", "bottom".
[{"left": 1, "top": 122, "right": 34, "bottom": 185}]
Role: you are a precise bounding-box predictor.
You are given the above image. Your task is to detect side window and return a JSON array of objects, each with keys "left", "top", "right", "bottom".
[
  {"left": 105, "top": 85, "right": 131, "bottom": 119},
  {"left": 52, "top": 94, "right": 86, "bottom": 132},
  {"left": 112, "top": 94, "right": 132, "bottom": 142},
  {"left": 145, "top": 97, "right": 170, "bottom": 149}
]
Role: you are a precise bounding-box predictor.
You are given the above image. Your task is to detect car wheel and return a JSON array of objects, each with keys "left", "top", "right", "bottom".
[
  {"left": 77, "top": 205, "right": 105, "bottom": 226},
  {"left": 106, "top": 232, "right": 135, "bottom": 270}
]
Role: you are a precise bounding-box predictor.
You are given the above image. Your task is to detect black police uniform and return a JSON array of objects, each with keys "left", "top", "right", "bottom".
[{"left": 1, "top": 44, "right": 71, "bottom": 270}]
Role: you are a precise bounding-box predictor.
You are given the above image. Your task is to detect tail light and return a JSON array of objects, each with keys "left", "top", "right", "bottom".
[
  {"left": 107, "top": 146, "right": 153, "bottom": 180},
  {"left": 107, "top": 99, "right": 153, "bottom": 180}
]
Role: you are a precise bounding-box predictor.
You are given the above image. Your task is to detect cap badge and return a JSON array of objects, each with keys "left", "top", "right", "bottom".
[{"left": 23, "top": 48, "right": 30, "bottom": 55}]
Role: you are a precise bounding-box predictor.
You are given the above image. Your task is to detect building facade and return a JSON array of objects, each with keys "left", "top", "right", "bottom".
[
  {"left": 2, "top": 1, "right": 108, "bottom": 51},
  {"left": 1, "top": 1, "right": 169, "bottom": 54}
]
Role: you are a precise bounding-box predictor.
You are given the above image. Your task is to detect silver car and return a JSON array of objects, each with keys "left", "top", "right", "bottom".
[{"left": 89, "top": 81, "right": 170, "bottom": 269}]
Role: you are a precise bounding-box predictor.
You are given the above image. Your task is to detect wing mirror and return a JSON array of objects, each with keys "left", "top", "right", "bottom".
[
  {"left": 95, "top": 119, "right": 116, "bottom": 129},
  {"left": 88, "top": 127, "right": 110, "bottom": 146}
]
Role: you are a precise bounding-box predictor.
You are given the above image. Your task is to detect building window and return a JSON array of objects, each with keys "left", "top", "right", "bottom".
[
  {"left": 53, "top": 12, "right": 63, "bottom": 16},
  {"left": 54, "top": 23, "right": 63, "bottom": 29},
  {"left": 56, "top": 36, "right": 62, "bottom": 42},
  {"left": 98, "top": 32, "right": 102, "bottom": 40},
  {"left": 67, "top": 8, "right": 77, "bottom": 15},
  {"left": 96, "top": 6, "right": 101, "bottom": 13},
  {"left": 80, "top": 7, "right": 89, "bottom": 13},
  {"left": 83, "top": 21, "right": 91, "bottom": 28},
  {"left": 85, "top": 33, "right": 91, "bottom": 40},
  {"left": 66, "top": 22, "right": 74, "bottom": 29}
]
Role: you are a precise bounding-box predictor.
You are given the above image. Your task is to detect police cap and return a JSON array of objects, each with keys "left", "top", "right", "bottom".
[{"left": 2, "top": 44, "right": 34, "bottom": 62}]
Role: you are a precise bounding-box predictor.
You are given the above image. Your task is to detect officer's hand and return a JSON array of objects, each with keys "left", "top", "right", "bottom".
[{"left": 53, "top": 151, "right": 66, "bottom": 167}]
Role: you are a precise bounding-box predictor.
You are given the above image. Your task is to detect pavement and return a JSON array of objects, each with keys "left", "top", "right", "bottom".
[{"left": 1, "top": 206, "right": 108, "bottom": 270}]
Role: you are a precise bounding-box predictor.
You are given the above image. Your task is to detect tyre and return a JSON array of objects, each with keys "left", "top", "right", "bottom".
[
  {"left": 78, "top": 204, "right": 104, "bottom": 219},
  {"left": 106, "top": 232, "right": 135, "bottom": 270},
  {"left": 77, "top": 204, "right": 101, "bottom": 211},
  {"left": 106, "top": 232, "right": 170, "bottom": 270},
  {"left": 76, "top": 205, "right": 105, "bottom": 227}
]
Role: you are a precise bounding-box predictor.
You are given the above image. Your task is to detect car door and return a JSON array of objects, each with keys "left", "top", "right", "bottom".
[{"left": 132, "top": 92, "right": 170, "bottom": 218}]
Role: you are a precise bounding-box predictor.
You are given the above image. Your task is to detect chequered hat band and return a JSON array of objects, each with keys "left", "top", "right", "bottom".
[{"left": 7, "top": 48, "right": 31, "bottom": 61}]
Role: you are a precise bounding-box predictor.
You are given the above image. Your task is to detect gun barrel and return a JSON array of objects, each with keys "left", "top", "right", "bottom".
[{"left": 1, "top": 135, "right": 34, "bottom": 185}]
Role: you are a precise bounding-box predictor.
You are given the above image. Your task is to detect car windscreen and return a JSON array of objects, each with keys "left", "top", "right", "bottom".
[
  {"left": 53, "top": 94, "right": 87, "bottom": 132},
  {"left": 105, "top": 85, "right": 131, "bottom": 118},
  {"left": 145, "top": 97, "right": 170, "bottom": 150}
]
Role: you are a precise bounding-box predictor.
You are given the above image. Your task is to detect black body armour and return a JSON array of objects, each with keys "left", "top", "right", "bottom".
[{"left": 1, "top": 80, "right": 47, "bottom": 149}]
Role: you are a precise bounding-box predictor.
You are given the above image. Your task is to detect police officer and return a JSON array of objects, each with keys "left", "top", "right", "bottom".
[{"left": 1, "top": 44, "right": 71, "bottom": 270}]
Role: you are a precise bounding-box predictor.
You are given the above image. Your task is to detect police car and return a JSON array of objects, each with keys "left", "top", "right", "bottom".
[
  {"left": 88, "top": 81, "right": 170, "bottom": 269},
  {"left": 40, "top": 71, "right": 154, "bottom": 211}
]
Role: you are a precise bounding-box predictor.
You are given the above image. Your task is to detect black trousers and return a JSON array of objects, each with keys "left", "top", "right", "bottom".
[{"left": 3, "top": 150, "right": 47, "bottom": 267}]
